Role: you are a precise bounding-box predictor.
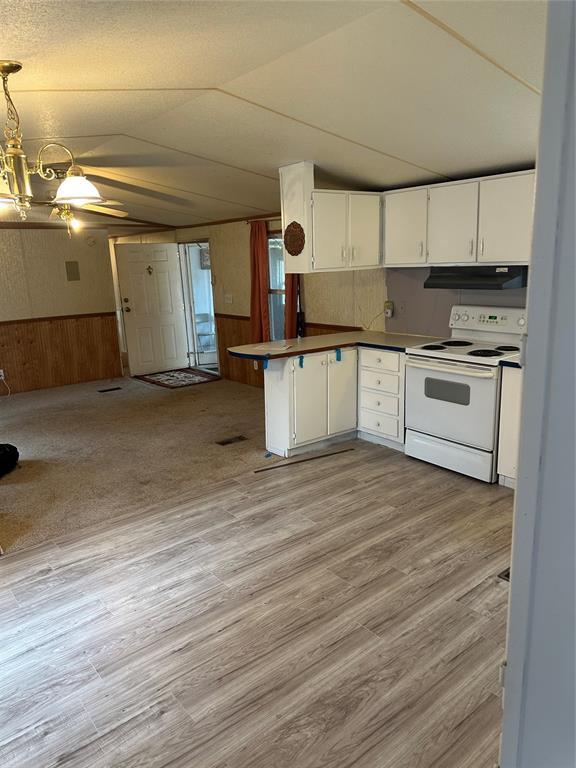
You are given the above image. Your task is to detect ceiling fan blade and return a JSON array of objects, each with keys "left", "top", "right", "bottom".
[
  {"left": 81, "top": 204, "right": 129, "bottom": 218},
  {"left": 86, "top": 173, "right": 193, "bottom": 207}
]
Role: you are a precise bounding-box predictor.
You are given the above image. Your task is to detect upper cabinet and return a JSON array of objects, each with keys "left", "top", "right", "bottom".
[
  {"left": 311, "top": 191, "right": 348, "bottom": 270},
  {"left": 311, "top": 190, "right": 381, "bottom": 271},
  {"left": 383, "top": 170, "right": 535, "bottom": 267},
  {"left": 383, "top": 188, "right": 428, "bottom": 265},
  {"left": 348, "top": 193, "right": 381, "bottom": 268},
  {"left": 280, "top": 161, "right": 534, "bottom": 273},
  {"left": 477, "top": 174, "right": 535, "bottom": 264},
  {"left": 427, "top": 182, "right": 479, "bottom": 264}
]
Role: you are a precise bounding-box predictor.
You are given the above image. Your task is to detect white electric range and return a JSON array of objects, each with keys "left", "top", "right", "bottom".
[{"left": 404, "top": 305, "right": 526, "bottom": 482}]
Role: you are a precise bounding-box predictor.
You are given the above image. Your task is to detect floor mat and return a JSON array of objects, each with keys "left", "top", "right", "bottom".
[{"left": 135, "top": 368, "right": 220, "bottom": 389}]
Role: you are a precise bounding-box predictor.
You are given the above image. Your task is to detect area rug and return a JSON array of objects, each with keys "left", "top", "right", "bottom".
[{"left": 135, "top": 368, "right": 220, "bottom": 389}]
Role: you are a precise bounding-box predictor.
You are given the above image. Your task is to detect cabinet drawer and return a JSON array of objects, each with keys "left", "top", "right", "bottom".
[
  {"left": 359, "top": 390, "right": 399, "bottom": 416},
  {"left": 360, "top": 348, "right": 399, "bottom": 372},
  {"left": 359, "top": 409, "right": 399, "bottom": 438},
  {"left": 360, "top": 369, "right": 400, "bottom": 394}
]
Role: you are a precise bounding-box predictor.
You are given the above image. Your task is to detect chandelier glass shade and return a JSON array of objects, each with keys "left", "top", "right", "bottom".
[
  {"left": 0, "top": 60, "right": 103, "bottom": 219},
  {"left": 53, "top": 169, "right": 103, "bottom": 206}
]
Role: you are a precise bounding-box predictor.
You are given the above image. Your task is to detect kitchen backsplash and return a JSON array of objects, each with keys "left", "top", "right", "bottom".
[{"left": 385, "top": 268, "right": 527, "bottom": 338}]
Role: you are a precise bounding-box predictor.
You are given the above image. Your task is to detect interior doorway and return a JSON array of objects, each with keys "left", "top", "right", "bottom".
[{"left": 182, "top": 241, "right": 219, "bottom": 372}]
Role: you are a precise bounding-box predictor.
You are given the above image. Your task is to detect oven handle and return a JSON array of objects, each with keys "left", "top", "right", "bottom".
[{"left": 405, "top": 359, "right": 498, "bottom": 379}]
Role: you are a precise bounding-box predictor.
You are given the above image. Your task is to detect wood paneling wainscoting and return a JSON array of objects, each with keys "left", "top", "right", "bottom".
[
  {"left": 216, "top": 313, "right": 264, "bottom": 388},
  {"left": 217, "top": 315, "right": 364, "bottom": 389},
  {"left": 0, "top": 312, "right": 122, "bottom": 396},
  {"left": 304, "top": 322, "right": 362, "bottom": 336}
]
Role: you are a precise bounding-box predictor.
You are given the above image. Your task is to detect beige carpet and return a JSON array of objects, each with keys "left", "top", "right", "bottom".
[{"left": 1, "top": 376, "right": 277, "bottom": 553}]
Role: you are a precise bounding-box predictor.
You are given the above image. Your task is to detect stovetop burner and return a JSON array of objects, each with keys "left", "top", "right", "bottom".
[
  {"left": 441, "top": 340, "right": 474, "bottom": 347},
  {"left": 422, "top": 344, "right": 447, "bottom": 350},
  {"left": 496, "top": 345, "right": 520, "bottom": 352},
  {"left": 467, "top": 349, "right": 504, "bottom": 358}
]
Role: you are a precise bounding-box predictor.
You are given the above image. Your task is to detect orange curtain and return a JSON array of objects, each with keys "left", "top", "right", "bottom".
[
  {"left": 284, "top": 273, "right": 298, "bottom": 339},
  {"left": 249, "top": 220, "right": 270, "bottom": 343}
]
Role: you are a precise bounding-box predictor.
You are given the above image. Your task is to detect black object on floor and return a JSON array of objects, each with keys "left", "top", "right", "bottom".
[
  {"left": 498, "top": 567, "right": 511, "bottom": 582},
  {"left": 0, "top": 444, "right": 19, "bottom": 478},
  {"left": 216, "top": 435, "right": 248, "bottom": 446},
  {"left": 98, "top": 387, "right": 123, "bottom": 393}
]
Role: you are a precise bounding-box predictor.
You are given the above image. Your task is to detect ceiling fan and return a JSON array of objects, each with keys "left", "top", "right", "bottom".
[{"left": 0, "top": 60, "right": 127, "bottom": 234}]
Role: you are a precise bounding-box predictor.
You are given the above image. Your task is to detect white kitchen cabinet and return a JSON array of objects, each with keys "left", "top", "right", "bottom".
[
  {"left": 293, "top": 353, "right": 328, "bottom": 445},
  {"left": 498, "top": 366, "right": 523, "bottom": 484},
  {"left": 348, "top": 193, "right": 381, "bottom": 268},
  {"left": 478, "top": 173, "right": 535, "bottom": 264},
  {"left": 383, "top": 188, "right": 428, "bottom": 265},
  {"left": 427, "top": 182, "right": 479, "bottom": 264},
  {"left": 328, "top": 349, "right": 358, "bottom": 434},
  {"left": 357, "top": 348, "right": 405, "bottom": 444},
  {"left": 311, "top": 191, "right": 348, "bottom": 270},
  {"left": 264, "top": 348, "right": 358, "bottom": 457},
  {"left": 311, "top": 190, "right": 381, "bottom": 271}
]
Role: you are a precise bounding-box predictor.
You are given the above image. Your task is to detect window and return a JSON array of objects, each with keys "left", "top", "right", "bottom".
[{"left": 268, "top": 235, "right": 285, "bottom": 340}]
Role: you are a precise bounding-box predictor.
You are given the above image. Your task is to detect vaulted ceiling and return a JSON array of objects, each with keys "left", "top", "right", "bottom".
[{"left": 1, "top": 0, "right": 547, "bottom": 233}]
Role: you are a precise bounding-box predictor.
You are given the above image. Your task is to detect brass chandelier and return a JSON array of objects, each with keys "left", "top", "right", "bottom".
[{"left": 0, "top": 60, "right": 103, "bottom": 221}]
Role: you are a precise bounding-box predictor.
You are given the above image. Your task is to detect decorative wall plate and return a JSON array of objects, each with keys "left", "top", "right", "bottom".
[{"left": 284, "top": 221, "right": 305, "bottom": 256}]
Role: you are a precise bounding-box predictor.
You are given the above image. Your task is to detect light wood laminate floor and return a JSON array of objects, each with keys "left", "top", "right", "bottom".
[{"left": 0, "top": 441, "right": 513, "bottom": 767}]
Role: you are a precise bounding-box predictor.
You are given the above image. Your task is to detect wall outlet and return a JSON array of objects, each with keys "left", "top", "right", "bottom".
[
  {"left": 0, "top": 369, "right": 5, "bottom": 380},
  {"left": 224, "top": 293, "right": 233, "bottom": 305}
]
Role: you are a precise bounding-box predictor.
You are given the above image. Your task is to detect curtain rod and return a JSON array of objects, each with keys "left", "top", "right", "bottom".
[{"left": 244, "top": 214, "right": 282, "bottom": 224}]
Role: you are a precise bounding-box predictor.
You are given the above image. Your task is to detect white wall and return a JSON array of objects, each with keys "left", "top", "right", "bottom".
[
  {"left": 500, "top": 3, "right": 575, "bottom": 765},
  {"left": 0, "top": 229, "right": 115, "bottom": 321}
]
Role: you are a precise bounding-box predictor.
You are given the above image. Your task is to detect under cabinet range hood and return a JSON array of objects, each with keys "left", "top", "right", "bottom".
[{"left": 424, "top": 266, "right": 528, "bottom": 290}]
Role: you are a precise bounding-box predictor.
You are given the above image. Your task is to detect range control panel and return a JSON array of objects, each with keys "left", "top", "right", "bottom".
[{"left": 449, "top": 305, "right": 527, "bottom": 332}]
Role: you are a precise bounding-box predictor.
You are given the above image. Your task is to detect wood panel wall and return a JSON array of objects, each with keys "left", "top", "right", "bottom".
[
  {"left": 215, "top": 313, "right": 264, "bottom": 388},
  {"left": 216, "top": 315, "right": 363, "bottom": 389},
  {"left": 304, "top": 322, "right": 362, "bottom": 336},
  {"left": 0, "top": 312, "right": 122, "bottom": 396}
]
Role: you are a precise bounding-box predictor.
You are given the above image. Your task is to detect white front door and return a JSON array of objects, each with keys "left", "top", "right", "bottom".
[{"left": 115, "top": 243, "right": 189, "bottom": 375}]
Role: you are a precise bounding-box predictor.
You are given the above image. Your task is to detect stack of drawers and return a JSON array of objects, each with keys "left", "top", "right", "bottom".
[{"left": 358, "top": 348, "right": 405, "bottom": 443}]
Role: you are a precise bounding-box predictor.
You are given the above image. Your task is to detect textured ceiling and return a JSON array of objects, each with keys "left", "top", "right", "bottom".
[{"left": 0, "top": 0, "right": 547, "bottom": 233}]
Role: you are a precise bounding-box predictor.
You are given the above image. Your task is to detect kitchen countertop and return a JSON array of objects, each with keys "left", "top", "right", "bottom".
[{"left": 227, "top": 331, "right": 442, "bottom": 360}]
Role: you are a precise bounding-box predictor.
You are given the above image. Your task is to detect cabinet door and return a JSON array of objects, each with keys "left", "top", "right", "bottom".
[
  {"left": 328, "top": 349, "right": 357, "bottom": 434},
  {"left": 478, "top": 173, "right": 535, "bottom": 263},
  {"left": 312, "top": 191, "right": 348, "bottom": 270},
  {"left": 292, "top": 354, "right": 328, "bottom": 445},
  {"left": 348, "top": 194, "right": 381, "bottom": 268},
  {"left": 498, "top": 367, "right": 523, "bottom": 479},
  {"left": 428, "top": 182, "right": 479, "bottom": 264},
  {"left": 383, "top": 189, "right": 428, "bottom": 264}
]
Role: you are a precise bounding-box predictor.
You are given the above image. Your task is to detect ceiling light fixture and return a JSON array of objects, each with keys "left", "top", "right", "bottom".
[
  {"left": 54, "top": 204, "right": 83, "bottom": 236},
  {"left": 0, "top": 60, "right": 103, "bottom": 219}
]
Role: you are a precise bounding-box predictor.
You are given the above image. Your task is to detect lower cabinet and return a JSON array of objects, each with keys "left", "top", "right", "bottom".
[
  {"left": 498, "top": 366, "right": 523, "bottom": 483},
  {"left": 264, "top": 348, "right": 357, "bottom": 457},
  {"left": 357, "top": 348, "right": 405, "bottom": 443}
]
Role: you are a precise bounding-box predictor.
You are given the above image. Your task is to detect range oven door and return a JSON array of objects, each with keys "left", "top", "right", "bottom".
[{"left": 405, "top": 356, "right": 500, "bottom": 451}]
